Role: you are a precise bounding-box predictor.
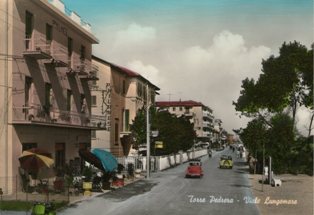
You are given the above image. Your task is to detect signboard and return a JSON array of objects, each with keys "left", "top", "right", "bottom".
[{"left": 155, "top": 141, "right": 163, "bottom": 149}]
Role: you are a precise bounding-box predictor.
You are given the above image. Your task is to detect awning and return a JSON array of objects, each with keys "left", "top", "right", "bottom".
[
  {"left": 79, "top": 149, "right": 105, "bottom": 172},
  {"left": 91, "top": 148, "right": 118, "bottom": 172}
]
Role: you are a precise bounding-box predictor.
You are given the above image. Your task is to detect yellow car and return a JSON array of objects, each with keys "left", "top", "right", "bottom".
[{"left": 219, "top": 155, "right": 233, "bottom": 169}]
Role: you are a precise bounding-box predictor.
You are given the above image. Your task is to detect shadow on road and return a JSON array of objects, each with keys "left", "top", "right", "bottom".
[
  {"left": 100, "top": 180, "right": 158, "bottom": 202},
  {"left": 231, "top": 184, "right": 252, "bottom": 188},
  {"left": 234, "top": 161, "right": 247, "bottom": 166}
]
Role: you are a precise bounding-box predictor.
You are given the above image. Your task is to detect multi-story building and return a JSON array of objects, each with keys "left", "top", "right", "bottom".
[
  {"left": 213, "top": 118, "right": 224, "bottom": 143},
  {"left": 0, "top": 0, "right": 104, "bottom": 193},
  {"left": 91, "top": 56, "right": 159, "bottom": 157},
  {"left": 155, "top": 100, "right": 214, "bottom": 141}
]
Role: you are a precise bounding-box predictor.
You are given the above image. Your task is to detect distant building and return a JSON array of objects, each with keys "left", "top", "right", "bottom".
[
  {"left": 0, "top": 0, "right": 103, "bottom": 193},
  {"left": 91, "top": 56, "right": 160, "bottom": 157},
  {"left": 213, "top": 119, "right": 223, "bottom": 143},
  {"left": 156, "top": 100, "right": 214, "bottom": 141}
]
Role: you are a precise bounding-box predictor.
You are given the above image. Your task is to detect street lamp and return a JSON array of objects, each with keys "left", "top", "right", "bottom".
[{"left": 146, "top": 84, "right": 151, "bottom": 179}]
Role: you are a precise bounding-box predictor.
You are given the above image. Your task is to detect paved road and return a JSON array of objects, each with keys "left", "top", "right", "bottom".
[{"left": 59, "top": 147, "right": 260, "bottom": 215}]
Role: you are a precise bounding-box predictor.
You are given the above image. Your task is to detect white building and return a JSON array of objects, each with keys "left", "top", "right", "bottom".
[{"left": 156, "top": 100, "right": 215, "bottom": 141}]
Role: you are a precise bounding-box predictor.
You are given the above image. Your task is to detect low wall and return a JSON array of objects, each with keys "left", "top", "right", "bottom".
[
  {"left": 118, "top": 149, "right": 208, "bottom": 172},
  {"left": 157, "top": 149, "right": 207, "bottom": 171}
]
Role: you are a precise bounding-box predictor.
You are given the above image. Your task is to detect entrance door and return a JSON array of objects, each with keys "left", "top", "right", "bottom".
[{"left": 55, "top": 143, "right": 65, "bottom": 170}]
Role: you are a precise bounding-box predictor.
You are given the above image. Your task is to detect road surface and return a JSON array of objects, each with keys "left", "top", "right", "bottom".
[{"left": 59, "top": 147, "right": 260, "bottom": 215}]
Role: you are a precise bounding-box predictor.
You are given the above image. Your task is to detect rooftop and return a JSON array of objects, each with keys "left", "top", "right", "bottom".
[
  {"left": 34, "top": 0, "right": 98, "bottom": 43},
  {"left": 92, "top": 55, "right": 160, "bottom": 90},
  {"left": 156, "top": 100, "right": 204, "bottom": 107}
]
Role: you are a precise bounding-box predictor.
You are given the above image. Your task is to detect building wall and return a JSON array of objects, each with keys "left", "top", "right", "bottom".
[
  {"left": 91, "top": 59, "right": 111, "bottom": 150},
  {"left": 0, "top": 0, "right": 98, "bottom": 193},
  {"left": 0, "top": 0, "right": 14, "bottom": 193},
  {"left": 156, "top": 103, "right": 214, "bottom": 140},
  {"left": 91, "top": 57, "right": 158, "bottom": 156},
  {"left": 12, "top": 125, "right": 90, "bottom": 176},
  {"left": 109, "top": 67, "right": 129, "bottom": 156}
]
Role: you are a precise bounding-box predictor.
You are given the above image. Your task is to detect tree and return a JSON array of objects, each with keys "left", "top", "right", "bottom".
[
  {"left": 234, "top": 41, "right": 313, "bottom": 127},
  {"left": 130, "top": 108, "right": 147, "bottom": 149},
  {"left": 266, "top": 114, "right": 295, "bottom": 173},
  {"left": 130, "top": 108, "right": 196, "bottom": 155},
  {"left": 239, "top": 118, "right": 268, "bottom": 173},
  {"left": 234, "top": 41, "right": 313, "bottom": 175}
]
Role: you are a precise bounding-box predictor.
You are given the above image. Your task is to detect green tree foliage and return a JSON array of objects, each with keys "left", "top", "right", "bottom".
[
  {"left": 130, "top": 108, "right": 196, "bottom": 155},
  {"left": 266, "top": 114, "right": 295, "bottom": 173},
  {"left": 290, "top": 136, "right": 313, "bottom": 175},
  {"left": 240, "top": 118, "right": 268, "bottom": 160},
  {"left": 235, "top": 41, "right": 313, "bottom": 175},
  {"left": 130, "top": 108, "right": 147, "bottom": 148},
  {"left": 234, "top": 41, "right": 313, "bottom": 125}
]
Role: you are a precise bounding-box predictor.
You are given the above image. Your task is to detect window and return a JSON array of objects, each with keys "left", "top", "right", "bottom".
[
  {"left": 80, "top": 94, "right": 87, "bottom": 113},
  {"left": 179, "top": 107, "right": 183, "bottom": 111},
  {"left": 150, "top": 91, "right": 155, "bottom": 104},
  {"left": 80, "top": 45, "right": 85, "bottom": 61},
  {"left": 46, "top": 24, "right": 53, "bottom": 42},
  {"left": 25, "top": 11, "right": 33, "bottom": 49},
  {"left": 122, "top": 80, "right": 126, "bottom": 94},
  {"left": 137, "top": 82, "right": 142, "bottom": 97},
  {"left": 68, "top": 37, "right": 73, "bottom": 67},
  {"left": 91, "top": 70, "right": 98, "bottom": 86},
  {"left": 45, "top": 24, "right": 52, "bottom": 54},
  {"left": 143, "top": 85, "right": 147, "bottom": 100},
  {"left": 55, "top": 143, "right": 65, "bottom": 169},
  {"left": 68, "top": 37, "right": 73, "bottom": 57},
  {"left": 172, "top": 107, "right": 176, "bottom": 111},
  {"left": 91, "top": 95, "right": 97, "bottom": 106},
  {"left": 124, "top": 109, "right": 130, "bottom": 131},
  {"left": 66, "top": 90, "right": 72, "bottom": 111},
  {"left": 22, "top": 143, "right": 37, "bottom": 152},
  {"left": 25, "top": 77, "right": 32, "bottom": 107},
  {"left": 91, "top": 130, "right": 96, "bottom": 139},
  {"left": 45, "top": 83, "right": 52, "bottom": 110},
  {"left": 114, "top": 120, "right": 119, "bottom": 145}
]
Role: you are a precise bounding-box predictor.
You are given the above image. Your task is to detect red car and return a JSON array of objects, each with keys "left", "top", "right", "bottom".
[{"left": 185, "top": 160, "right": 203, "bottom": 178}]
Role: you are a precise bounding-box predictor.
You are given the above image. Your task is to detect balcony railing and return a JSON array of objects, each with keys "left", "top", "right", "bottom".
[
  {"left": 72, "top": 59, "right": 91, "bottom": 73},
  {"left": 24, "top": 32, "right": 68, "bottom": 67},
  {"left": 13, "top": 105, "right": 106, "bottom": 130},
  {"left": 24, "top": 33, "right": 51, "bottom": 59}
]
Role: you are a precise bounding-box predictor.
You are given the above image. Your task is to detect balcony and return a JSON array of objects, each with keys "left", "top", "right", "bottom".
[
  {"left": 203, "top": 121, "right": 210, "bottom": 127},
  {"left": 184, "top": 110, "right": 194, "bottom": 117},
  {"left": 23, "top": 32, "right": 68, "bottom": 67},
  {"left": 78, "top": 71, "right": 99, "bottom": 81},
  {"left": 24, "top": 34, "right": 52, "bottom": 59},
  {"left": 13, "top": 105, "right": 106, "bottom": 130}
]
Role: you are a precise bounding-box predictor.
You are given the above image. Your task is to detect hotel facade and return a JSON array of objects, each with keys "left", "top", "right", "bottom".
[{"left": 0, "top": 0, "right": 104, "bottom": 193}]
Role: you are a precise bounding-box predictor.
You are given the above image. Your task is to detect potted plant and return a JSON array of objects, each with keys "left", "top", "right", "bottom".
[{"left": 82, "top": 166, "right": 93, "bottom": 196}]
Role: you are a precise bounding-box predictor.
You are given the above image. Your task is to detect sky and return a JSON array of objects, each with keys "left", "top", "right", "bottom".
[{"left": 62, "top": 0, "right": 313, "bottom": 133}]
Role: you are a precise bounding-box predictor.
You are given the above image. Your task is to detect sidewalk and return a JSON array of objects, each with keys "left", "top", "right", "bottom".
[
  {"left": 249, "top": 174, "right": 313, "bottom": 215},
  {"left": 67, "top": 175, "right": 145, "bottom": 206}
]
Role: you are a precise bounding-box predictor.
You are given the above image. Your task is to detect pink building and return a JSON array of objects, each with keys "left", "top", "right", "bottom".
[
  {"left": 91, "top": 56, "right": 160, "bottom": 157},
  {"left": 0, "top": 0, "right": 104, "bottom": 193}
]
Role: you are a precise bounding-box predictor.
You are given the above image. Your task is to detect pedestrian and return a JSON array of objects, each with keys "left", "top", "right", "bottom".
[{"left": 208, "top": 150, "right": 212, "bottom": 158}]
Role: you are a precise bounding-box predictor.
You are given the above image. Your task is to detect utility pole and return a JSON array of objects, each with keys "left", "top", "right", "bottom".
[{"left": 146, "top": 84, "right": 150, "bottom": 179}]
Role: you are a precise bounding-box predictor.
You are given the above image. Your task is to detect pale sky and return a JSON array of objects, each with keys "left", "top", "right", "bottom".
[{"left": 62, "top": 0, "right": 313, "bottom": 133}]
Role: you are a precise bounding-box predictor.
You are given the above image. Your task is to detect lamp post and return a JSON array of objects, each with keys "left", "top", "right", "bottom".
[
  {"left": 146, "top": 84, "right": 151, "bottom": 179},
  {"left": 262, "top": 142, "right": 265, "bottom": 192}
]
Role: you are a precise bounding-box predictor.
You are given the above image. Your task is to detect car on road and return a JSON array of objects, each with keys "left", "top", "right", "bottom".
[
  {"left": 219, "top": 155, "right": 233, "bottom": 169},
  {"left": 185, "top": 159, "right": 203, "bottom": 178}
]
